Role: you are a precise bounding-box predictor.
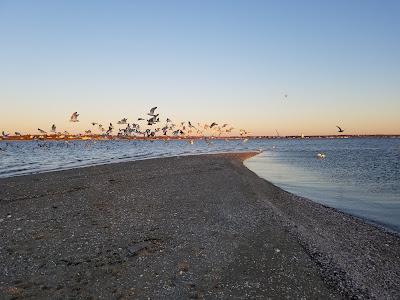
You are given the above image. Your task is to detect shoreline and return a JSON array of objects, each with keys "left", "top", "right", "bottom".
[
  {"left": 0, "top": 150, "right": 260, "bottom": 179},
  {"left": 3, "top": 148, "right": 398, "bottom": 236},
  {"left": 1, "top": 152, "right": 399, "bottom": 298}
]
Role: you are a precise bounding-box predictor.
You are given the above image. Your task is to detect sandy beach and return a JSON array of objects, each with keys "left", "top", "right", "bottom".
[{"left": 0, "top": 152, "right": 399, "bottom": 299}]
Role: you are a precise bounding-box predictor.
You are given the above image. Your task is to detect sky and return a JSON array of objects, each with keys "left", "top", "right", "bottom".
[{"left": 0, "top": 0, "right": 399, "bottom": 136}]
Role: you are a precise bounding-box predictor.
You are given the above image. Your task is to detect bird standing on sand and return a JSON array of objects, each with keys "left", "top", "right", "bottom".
[
  {"left": 38, "top": 128, "right": 47, "bottom": 134},
  {"left": 70, "top": 112, "right": 79, "bottom": 122},
  {"left": 336, "top": 126, "right": 345, "bottom": 133}
]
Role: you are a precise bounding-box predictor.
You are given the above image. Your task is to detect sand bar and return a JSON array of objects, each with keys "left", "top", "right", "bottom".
[{"left": 0, "top": 152, "right": 399, "bottom": 299}]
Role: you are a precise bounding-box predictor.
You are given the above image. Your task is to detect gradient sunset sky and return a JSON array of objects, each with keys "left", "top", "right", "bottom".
[{"left": 1, "top": 0, "right": 399, "bottom": 136}]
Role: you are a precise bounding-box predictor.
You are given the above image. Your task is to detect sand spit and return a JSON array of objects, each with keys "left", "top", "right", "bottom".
[{"left": 0, "top": 152, "right": 399, "bottom": 299}]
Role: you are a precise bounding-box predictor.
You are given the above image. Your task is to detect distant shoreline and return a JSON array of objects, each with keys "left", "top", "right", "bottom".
[{"left": 1, "top": 134, "right": 399, "bottom": 141}]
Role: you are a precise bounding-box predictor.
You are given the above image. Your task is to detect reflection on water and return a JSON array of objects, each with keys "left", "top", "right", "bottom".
[
  {"left": 1, "top": 138, "right": 399, "bottom": 231},
  {"left": 244, "top": 138, "right": 400, "bottom": 232}
]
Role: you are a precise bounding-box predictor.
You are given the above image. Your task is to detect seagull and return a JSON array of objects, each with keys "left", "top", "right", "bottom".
[
  {"left": 91, "top": 122, "right": 97, "bottom": 126},
  {"left": 138, "top": 118, "right": 145, "bottom": 121},
  {"left": 2, "top": 131, "right": 9, "bottom": 137},
  {"left": 15, "top": 132, "right": 21, "bottom": 136},
  {"left": 166, "top": 118, "right": 172, "bottom": 123},
  {"left": 239, "top": 129, "right": 248, "bottom": 136},
  {"left": 336, "top": 126, "right": 344, "bottom": 133},
  {"left": 317, "top": 153, "right": 326, "bottom": 159},
  {"left": 117, "top": 118, "right": 128, "bottom": 125},
  {"left": 210, "top": 122, "right": 218, "bottom": 128},
  {"left": 70, "top": 112, "right": 79, "bottom": 122},
  {"left": 147, "top": 116, "right": 158, "bottom": 125},
  {"left": 148, "top": 107, "right": 157, "bottom": 116},
  {"left": 51, "top": 124, "right": 56, "bottom": 133},
  {"left": 38, "top": 128, "right": 47, "bottom": 134}
]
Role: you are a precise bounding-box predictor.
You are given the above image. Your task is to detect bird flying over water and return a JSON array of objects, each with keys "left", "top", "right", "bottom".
[
  {"left": 70, "top": 112, "right": 79, "bottom": 122},
  {"left": 148, "top": 107, "right": 158, "bottom": 116},
  {"left": 336, "top": 126, "right": 344, "bottom": 133},
  {"left": 51, "top": 124, "right": 56, "bottom": 133},
  {"left": 117, "top": 118, "right": 128, "bottom": 125}
]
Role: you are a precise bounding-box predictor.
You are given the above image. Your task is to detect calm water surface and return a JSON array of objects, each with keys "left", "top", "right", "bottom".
[{"left": 1, "top": 138, "right": 399, "bottom": 231}]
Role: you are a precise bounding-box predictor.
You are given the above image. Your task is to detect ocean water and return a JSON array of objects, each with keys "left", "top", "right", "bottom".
[{"left": 1, "top": 138, "right": 399, "bottom": 232}]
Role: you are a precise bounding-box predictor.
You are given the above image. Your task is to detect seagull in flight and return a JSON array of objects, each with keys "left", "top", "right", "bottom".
[
  {"left": 117, "top": 118, "right": 128, "bottom": 125},
  {"left": 336, "top": 126, "right": 345, "bottom": 133},
  {"left": 51, "top": 124, "right": 56, "bottom": 133},
  {"left": 70, "top": 112, "right": 79, "bottom": 122},
  {"left": 210, "top": 122, "right": 218, "bottom": 128},
  {"left": 148, "top": 107, "right": 158, "bottom": 116},
  {"left": 38, "top": 128, "right": 47, "bottom": 134}
]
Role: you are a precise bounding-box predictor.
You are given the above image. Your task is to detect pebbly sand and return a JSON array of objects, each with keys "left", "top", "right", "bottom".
[{"left": 0, "top": 152, "right": 399, "bottom": 299}]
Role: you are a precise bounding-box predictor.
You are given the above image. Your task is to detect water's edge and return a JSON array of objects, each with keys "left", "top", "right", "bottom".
[{"left": 244, "top": 153, "right": 400, "bottom": 235}]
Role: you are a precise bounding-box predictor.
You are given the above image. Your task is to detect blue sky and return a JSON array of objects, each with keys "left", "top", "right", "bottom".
[{"left": 1, "top": 0, "right": 399, "bottom": 135}]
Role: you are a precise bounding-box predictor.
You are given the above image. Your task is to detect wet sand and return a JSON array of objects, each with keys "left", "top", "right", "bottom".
[{"left": 0, "top": 152, "right": 399, "bottom": 299}]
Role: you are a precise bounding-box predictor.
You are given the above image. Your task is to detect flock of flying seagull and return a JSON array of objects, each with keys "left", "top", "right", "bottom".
[
  {"left": 1, "top": 107, "right": 250, "bottom": 139},
  {"left": 1, "top": 106, "right": 346, "bottom": 140}
]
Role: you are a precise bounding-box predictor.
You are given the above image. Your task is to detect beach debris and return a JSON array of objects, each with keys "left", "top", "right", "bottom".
[
  {"left": 178, "top": 260, "right": 190, "bottom": 274},
  {"left": 127, "top": 241, "right": 151, "bottom": 256},
  {"left": 127, "top": 239, "right": 163, "bottom": 257},
  {"left": 317, "top": 153, "right": 326, "bottom": 159}
]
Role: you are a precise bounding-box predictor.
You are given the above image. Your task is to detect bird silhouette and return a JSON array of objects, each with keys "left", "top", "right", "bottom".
[{"left": 336, "top": 126, "right": 345, "bottom": 133}]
